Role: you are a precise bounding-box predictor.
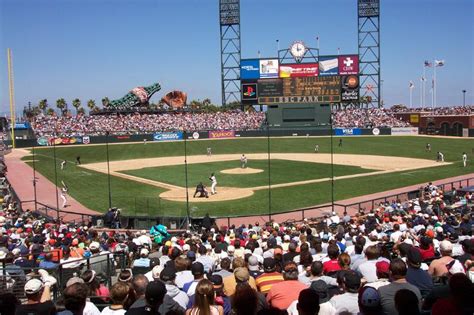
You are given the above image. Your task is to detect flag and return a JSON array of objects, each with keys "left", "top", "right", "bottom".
[
  {"left": 435, "top": 59, "right": 445, "bottom": 67},
  {"left": 424, "top": 60, "right": 432, "bottom": 67},
  {"left": 409, "top": 81, "right": 414, "bottom": 89},
  {"left": 420, "top": 76, "right": 426, "bottom": 82},
  {"left": 432, "top": 78, "right": 435, "bottom": 89}
]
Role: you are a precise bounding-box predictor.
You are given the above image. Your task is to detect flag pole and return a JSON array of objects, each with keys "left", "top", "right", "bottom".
[
  {"left": 7, "top": 48, "right": 16, "bottom": 148},
  {"left": 433, "top": 59, "right": 437, "bottom": 109},
  {"left": 422, "top": 65, "right": 426, "bottom": 108},
  {"left": 410, "top": 84, "right": 413, "bottom": 108}
]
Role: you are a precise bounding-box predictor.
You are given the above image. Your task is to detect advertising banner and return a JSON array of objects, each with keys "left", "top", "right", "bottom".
[
  {"left": 341, "top": 75, "right": 360, "bottom": 102},
  {"left": 37, "top": 137, "right": 48, "bottom": 146},
  {"left": 410, "top": 114, "right": 419, "bottom": 123},
  {"left": 259, "top": 59, "right": 279, "bottom": 78},
  {"left": 319, "top": 56, "right": 339, "bottom": 76},
  {"left": 391, "top": 127, "right": 419, "bottom": 135},
  {"left": 279, "top": 63, "right": 319, "bottom": 78},
  {"left": 14, "top": 122, "right": 31, "bottom": 129},
  {"left": 258, "top": 79, "right": 283, "bottom": 97},
  {"left": 209, "top": 130, "right": 235, "bottom": 139},
  {"left": 153, "top": 132, "right": 183, "bottom": 141},
  {"left": 242, "top": 82, "right": 258, "bottom": 101},
  {"left": 338, "top": 55, "right": 359, "bottom": 75},
  {"left": 82, "top": 136, "right": 90, "bottom": 144},
  {"left": 335, "top": 128, "right": 362, "bottom": 136},
  {"left": 40, "top": 137, "right": 84, "bottom": 146},
  {"left": 240, "top": 59, "right": 260, "bottom": 80}
]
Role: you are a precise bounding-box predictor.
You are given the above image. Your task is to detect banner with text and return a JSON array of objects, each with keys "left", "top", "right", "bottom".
[
  {"left": 209, "top": 130, "right": 235, "bottom": 139},
  {"left": 335, "top": 128, "right": 362, "bottom": 136},
  {"left": 391, "top": 127, "right": 419, "bottom": 135},
  {"left": 279, "top": 63, "right": 319, "bottom": 78},
  {"left": 153, "top": 132, "right": 183, "bottom": 141}
]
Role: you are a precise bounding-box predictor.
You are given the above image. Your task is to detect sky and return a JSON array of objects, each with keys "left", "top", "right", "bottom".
[{"left": 0, "top": 0, "right": 473, "bottom": 116}]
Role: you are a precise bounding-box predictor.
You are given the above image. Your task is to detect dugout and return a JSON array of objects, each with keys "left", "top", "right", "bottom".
[{"left": 266, "top": 103, "right": 331, "bottom": 128}]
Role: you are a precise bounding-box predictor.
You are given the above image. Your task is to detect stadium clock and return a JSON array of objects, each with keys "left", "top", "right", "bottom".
[{"left": 290, "top": 41, "right": 306, "bottom": 62}]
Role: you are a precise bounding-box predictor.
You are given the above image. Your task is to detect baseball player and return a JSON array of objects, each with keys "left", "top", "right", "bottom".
[
  {"left": 240, "top": 154, "right": 247, "bottom": 168},
  {"left": 209, "top": 173, "right": 217, "bottom": 195},
  {"left": 60, "top": 181, "right": 69, "bottom": 208},
  {"left": 338, "top": 139, "right": 343, "bottom": 147},
  {"left": 60, "top": 160, "right": 67, "bottom": 170},
  {"left": 75, "top": 156, "right": 81, "bottom": 165},
  {"left": 462, "top": 152, "right": 467, "bottom": 167},
  {"left": 437, "top": 151, "right": 444, "bottom": 162},
  {"left": 207, "top": 147, "right": 212, "bottom": 157},
  {"left": 193, "top": 182, "right": 209, "bottom": 198},
  {"left": 426, "top": 143, "right": 431, "bottom": 152},
  {"left": 314, "top": 144, "right": 319, "bottom": 153}
]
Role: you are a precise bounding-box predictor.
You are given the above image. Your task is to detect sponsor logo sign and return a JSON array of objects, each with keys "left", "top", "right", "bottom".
[
  {"left": 372, "top": 128, "right": 380, "bottom": 135},
  {"left": 258, "top": 95, "right": 341, "bottom": 104},
  {"left": 391, "top": 127, "right": 419, "bottom": 135},
  {"left": 192, "top": 132, "right": 200, "bottom": 140},
  {"left": 335, "top": 128, "right": 362, "bottom": 136},
  {"left": 209, "top": 130, "right": 235, "bottom": 139},
  {"left": 259, "top": 59, "right": 279, "bottom": 78},
  {"left": 338, "top": 55, "right": 359, "bottom": 75},
  {"left": 341, "top": 75, "right": 360, "bottom": 102},
  {"left": 319, "top": 56, "right": 339, "bottom": 76},
  {"left": 82, "top": 136, "right": 90, "bottom": 144},
  {"left": 279, "top": 63, "right": 319, "bottom": 78},
  {"left": 116, "top": 135, "right": 130, "bottom": 140},
  {"left": 410, "top": 114, "right": 419, "bottom": 123},
  {"left": 240, "top": 59, "right": 260, "bottom": 79},
  {"left": 242, "top": 83, "right": 258, "bottom": 100},
  {"left": 153, "top": 132, "right": 183, "bottom": 141},
  {"left": 14, "top": 122, "right": 30, "bottom": 129}
]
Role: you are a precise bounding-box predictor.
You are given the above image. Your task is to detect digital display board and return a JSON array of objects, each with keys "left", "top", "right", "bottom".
[
  {"left": 220, "top": 0, "right": 240, "bottom": 25},
  {"left": 338, "top": 55, "right": 359, "bottom": 75},
  {"left": 259, "top": 59, "right": 279, "bottom": 78},
  {"left": 358, "top": 0, "right": 379, "bottom": 17},
  {"left": 258, "top": 79, "right": 283, "bottom": 97},
  {"left": 240, "top": 59, "right": 260, "bottom": 79},
  {"left": 341, "top": 75, "right": 360, "bottom": 102}
]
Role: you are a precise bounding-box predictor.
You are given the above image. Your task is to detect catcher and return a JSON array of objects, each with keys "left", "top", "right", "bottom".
[{"left": 193, "top": 182, "right": 209, "bottom": 198}]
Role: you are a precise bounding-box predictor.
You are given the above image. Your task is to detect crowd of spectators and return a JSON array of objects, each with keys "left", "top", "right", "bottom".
[
  {"left": 331, "top": 108, "right": 411, "bottom": 128},
  {"left": 1, "top": 181, "right": 473, "bottom": 314},
  {"left": 32, "top": 111, "right": 266, "bottom": 137},
  {"left": 390, "top": 106, "right": 473, "bottom": 116}
]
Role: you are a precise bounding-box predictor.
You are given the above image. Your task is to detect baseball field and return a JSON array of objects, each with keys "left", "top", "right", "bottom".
[{"left": 21, "top": 135, "right": 473, "bottom": 218}]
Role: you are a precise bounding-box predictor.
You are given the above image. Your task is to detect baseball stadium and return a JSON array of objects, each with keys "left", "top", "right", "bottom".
[{"left": 1, "top": 0, "right": 474, "bottom": 314}]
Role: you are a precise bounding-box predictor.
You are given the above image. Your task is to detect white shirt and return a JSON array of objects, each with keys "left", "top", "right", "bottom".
[
  {"left": 390, "top": 231, "right": 403, "bottom": 243},
  {"left": 100, "top": 307, "right": 126, "bottom": 315},
  {"left": 210, "top": 175, "right": 217, "bottom": 184}
]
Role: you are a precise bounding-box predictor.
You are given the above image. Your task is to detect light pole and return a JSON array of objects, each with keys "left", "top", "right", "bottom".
[
  {"left": 105, "top": 131, "right": 112, "bottom": 209},
  {"left": 462, "top": 90, "right": 466, "bottom": 107}
]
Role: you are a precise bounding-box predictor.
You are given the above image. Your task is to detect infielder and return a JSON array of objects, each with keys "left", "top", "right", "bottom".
[
  {"left": 437, "top": 151, "right": 444, "bottom": 162},
  {"left": 462, "top": 152, "right": 467, "bottom": 167},
  {"left": 60, "top": 160, "right": 67, "bottom": 170},
  {"left": 314, "top": 144, "right": 319, "bottom": 153},
  {"left": 240, "top": 154, "right": 247, "bottom": 168},
  {"left": 209, "top": 173, "right": 217, "bottom": 195},
  {"left": 207, "top": 147, "right": 212, "bottom": 156}
]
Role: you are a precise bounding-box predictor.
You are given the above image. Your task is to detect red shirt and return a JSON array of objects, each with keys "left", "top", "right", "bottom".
[
  {"left": 418, "top": 245, "right": 435, "bottom": 260},
  {"left": 323, "top": 259, "right": 341, "bottom": 274},
  {"left": 266, "top": 280, "right": 308, "bottom": 310}
]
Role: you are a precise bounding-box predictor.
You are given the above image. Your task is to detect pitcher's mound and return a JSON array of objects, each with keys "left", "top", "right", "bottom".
[
  {"left": 221, "top": 167, "right": 264, "bottom": 174},
  {"left": 160, "top": 186, "right": 254, "bottom": 202}
]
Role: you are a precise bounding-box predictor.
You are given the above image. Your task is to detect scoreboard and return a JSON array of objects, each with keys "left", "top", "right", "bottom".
[{"left": 241, "top": 55, "right": 359, "bottom": 105}]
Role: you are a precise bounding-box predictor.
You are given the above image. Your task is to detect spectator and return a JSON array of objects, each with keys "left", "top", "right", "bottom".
[
  {"left": 231, "top": 283, "right": 259, "bottom": 315},
  {"left": 429, "top": 240, "right": 455, "bottom": 276},
  {"left": 160, "top": 267, "right": 189, "bottom": 310},
  {"left": 394, "top": 289, "right": 420, "bottom": 315},
  {"left": 15, "top": 279, "right": 55, "bottom": 315},
  {"left": 186, "top": 279, "right": 224, "bottom": 315},
  {"left": 126, "top": 281, "right": 167, "bottom": 315},
  {"left": 287, "top": 288, "right": 320, "bottom": 315},
  {"left": 255, "top": 258, "right": 284, "bottom": 294},
  {"left": 328, "top": 271, "right": 361, "bottom": 314},
  {"left": 356, "top": 245, "right": 380, "bottom": 283},
  {"left": 405, "top": 247, "right": 433, "bottom": 297},
  {"left": 100, "top": 282, "right": 132, "bottom": 315},
  {"left": 58, "top": 283, "right": 89, "bottom": 315},
  {"left": 322, "top": 244, "right": 341, "bottom": 275},
  {"left": 431, "top": 273, "right": 474, "bottom": 315},
  {"left": 378, "top": 259, "right": 421, "bottom": 315},
  {"left": 357, "top": 286, "right": 382, "bottom": 315},
  {"left": 183, "top": 262, "right": 206, "bottom": 297},
  {"left": 223, "top": 258, "right": 258, "bottom": 296},
  {"left": 133, "top": 248, "right": 151, "bottom": 267},
  {"left": 266, "top": 262, "right": 308, "bottom": 310}
]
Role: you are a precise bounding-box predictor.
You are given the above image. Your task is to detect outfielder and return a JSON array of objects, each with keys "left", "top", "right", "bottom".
[
  {"left": 314, "top": 144, "right": 319, "bottom": 153},
  {"left": 60, "top": 160, "right": 67, "bottom": 170},
  {"left": 437, "top": 151, "right": 444, "bottom": 162},
  {"left": 207, "top": 147, "right": 212, "bottom": 157},
  {"left": 462, "top": 152, "right": 467, "bottom": 167},
  {"left": 209, "top": 173, "right": 217, "bottom": 195},
  {"left": 240, "top": 154, "right": 247, "bottom": 168}
]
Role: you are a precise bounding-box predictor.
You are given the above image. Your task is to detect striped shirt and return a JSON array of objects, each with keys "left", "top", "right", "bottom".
[{"left": 255, "top": 271, "right": 284, "bottom": 294}]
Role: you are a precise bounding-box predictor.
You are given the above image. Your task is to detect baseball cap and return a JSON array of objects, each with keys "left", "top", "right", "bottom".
[
  {"left": 440, "top": 240, "right": 453, "bottom": 252},
  {"left": 140, "top": 248, "right": 149, "bottom": 256},
  {"left": 407, "top": 247, "right": 422, "bottom": 267},
  {"left": 89, "top": 242, "right": 100, "bottom": 250},
  {"left": 187, "top": 251, "right": 196, "bottom": 259},
  {"left": 209, "top": 274, "right": 223, "bottom": 287},
  {"left": 247, "top": 256, "right": 259, "bottom": 271},
  {"left": 234, "top": 267, "right": 250, "bottom": 282},
  {"left": 310, "top": 280, "right": 329, "bottom": 303},
  {"left": 263, "top": 258, "right": 276, "bottom": 271},
  {"left": 160, "top": 267, "right": 176, "bottom": 282},
  {"left": 376, "top": 261, "right": 390, "bottom": 275},
  {"left": 146, "top": 281, "right": 167, "bottom": 305},
  {"left": 66, "top": 277, "right": 84, "bottom": 287},
  {"left": 191, "top": 262, "right": 204, "bottom": 276},
  {"left": 152, "top": 265, "right": 164, "bottom": 279},
  {"left": 24, "top": 279, "right": 44, "bottom": 295},
  {"left": 359, "top": 286, "right": 381, "bottom": 308}
]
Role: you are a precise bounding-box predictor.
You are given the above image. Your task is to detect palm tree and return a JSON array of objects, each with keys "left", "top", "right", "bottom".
[
  {"left": 77, "top": 107, "right": 86, "bottom": 115},
  {"left": 56, "top": 98, "right": 67, "bottom": 115},
  {"left": 87, "top": 99, "right": 96, "bottom": 112},
  {"left": 72, "top": 98, "right": 81, "bottom": 114},
  {"left": 101, "top": 97, "right": 110, "bottom": 108},
  {"left": 39, "top": 99, "right": 48, "bottom": 114},
  {"left": 46, "top": 108, "right": 55, "bottom": 116}
]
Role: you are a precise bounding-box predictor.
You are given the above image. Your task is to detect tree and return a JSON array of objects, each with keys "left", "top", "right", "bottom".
[
  {"left": 39, "top": 99, "right": 48, "bottom": 114},
  {"left": 72, "top": 98, "right": 81, "bottom": 114},
  {"left": 101, "top": 97, "right": 110, "bottom": 108},
  {"left": 46, "top": 108, "right": 55, "bottom": 116},
  {"left": 56, "top": 98, "right": 67, "bottom": 115},
  {"left": 77, "top": 107, "right": 86, "bottom": 115},
  {"left": 87, "top": 99, "right": 96, "bottom": 111}
]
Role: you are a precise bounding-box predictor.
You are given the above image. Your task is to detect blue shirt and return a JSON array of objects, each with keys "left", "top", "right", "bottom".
[
  {"left": 133, "top": 257, "right": 150, "bottom": 267},
  {"left": 39, "top": 260, "right": 58, "bottom": 270}
]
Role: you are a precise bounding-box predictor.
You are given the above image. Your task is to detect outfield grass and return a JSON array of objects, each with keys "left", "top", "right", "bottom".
[
  {"left": 121, "top": 159, "right": 375, "bottom": 188},
  {"left": 24, "top": 136, "right": 474, "bottom": 217}
]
